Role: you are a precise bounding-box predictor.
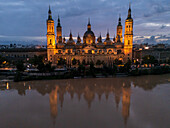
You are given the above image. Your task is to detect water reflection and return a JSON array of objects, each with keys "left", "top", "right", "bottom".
[{"left": 0, "top": 74, "right": 169, "bottom": 128}]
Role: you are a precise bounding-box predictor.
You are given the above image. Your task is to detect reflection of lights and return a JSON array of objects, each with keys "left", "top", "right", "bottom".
[
  {"left": 6, "top": 83, "right": 9, "bottom": 90},
  {"left": 29, "top": 85, "right": 31, "bottom": 90},
  {"left": 24, "top": 82, "right": 25, "bottom": 86}
]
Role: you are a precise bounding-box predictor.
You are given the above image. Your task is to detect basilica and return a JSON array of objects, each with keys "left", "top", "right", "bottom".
[{"left": 46, "top": 5, "right": 133, "bottom": 66}]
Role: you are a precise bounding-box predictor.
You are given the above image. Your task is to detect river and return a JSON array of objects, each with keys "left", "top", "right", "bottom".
[{"left": 0, "top": 74, "right": 170, "bottom": 128}]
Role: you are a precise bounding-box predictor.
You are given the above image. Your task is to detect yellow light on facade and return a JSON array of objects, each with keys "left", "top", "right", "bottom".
[
  {"left": 6, "top": 83, "right": 9, "bottom": 90},
  {"left": 92, "top": 50, "right": 95, "bottom": 54},
  {"left": 3, "top": 61, "right": 6, "bottom": 64}
]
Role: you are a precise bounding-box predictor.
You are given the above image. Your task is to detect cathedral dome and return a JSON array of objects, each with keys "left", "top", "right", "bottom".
[
  {"left": 66, "top": 40, "right": 75, "bottom": 45},
  {"left": 104, "top": 40, "right": 112, "bottom": 45},
  {"left": 83, "top": 30, "right": 95, "bottom": 37},
  {"left": 104, "top": 31, "right": 112, "bottom": 45},
  {"left": 83, "top": 19, "right": 95, "bottom": 44},
  {"left": 83, "top": 30, "right": 95, "bottom": 44},
  {"left": 114, "top": 42, "right": 123, "bottom": 48}
]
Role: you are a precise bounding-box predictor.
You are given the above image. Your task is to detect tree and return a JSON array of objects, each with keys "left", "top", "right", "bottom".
[
  {"left": 37, "top": 62, "right": 45, "bottom": 72},
  {"left": 123, "top": 59, "right": 131, "bottom": 73},
  {"left": 142, "top": 55, "right": 157, "bottom": 64},
  {"left": 29, "top": 55, "right": 44, "bottom": 66},
  {"left": 114, "top": 59, "right": 122, "bottom": 65},
  {"left": 16, "top": 61, "right": 25, "bottom": 71},
  {"left": 82, "top": 59, "right": 86, "bottom": 65},
  {"left": 57, "top": 58, "right": 66, "bottom": 65},
  {"left": 72, "top": 58, "right": 77, "bottom": 65},
  {"left": 0, "top": 55, "right": 5, "bottom": 65},
  {"left": 96, "top": 60, "right": 102, "bottom": 65}
]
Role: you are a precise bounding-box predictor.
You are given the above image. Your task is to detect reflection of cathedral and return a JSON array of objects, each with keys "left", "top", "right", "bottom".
[
  {"left": 49, "top": 86, "right": 58, "bottom": 120},
  {"left": 46, "top": 4, "right": 133, "bottom": 66},
  {"left": 47, "top": 79, "right": 132, "bottom": 126},
  {"left": 1, "top": 75, "right": 168, "bottom": 127},
  {"left": 122, "top": 85, "right": 131, "bottom": 125}
]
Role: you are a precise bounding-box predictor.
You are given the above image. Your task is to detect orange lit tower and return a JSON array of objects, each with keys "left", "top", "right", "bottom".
[
  {"left": 116, "top": 14, "right": 123, "bottom": 42},
  {"left": 56, "top": 15, "right": 62, "bottom": 43},
  {"left": 47, "top": 6, "right": 56, "bottom": 62},
  {"left": 124, "top": 4, "right": 133, "bottom": 62}
]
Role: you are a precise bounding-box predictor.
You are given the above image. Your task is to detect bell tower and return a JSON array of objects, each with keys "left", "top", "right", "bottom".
[
  {"left": 116, "top": 14, "right": 123, "bottom": 42},
  {"left": 47, "top": 6, "right": 56, "bottom": 63},
  {"left": 56, "top": 15, "right": 62, "bottom": 43},
  {"left": 124, "top": 4, "right": 133, "bottom": 62}
]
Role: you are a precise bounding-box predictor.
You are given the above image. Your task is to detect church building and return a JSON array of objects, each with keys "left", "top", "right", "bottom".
[{"left": 46, "top": 5, "right": 133, "bottom": 66}]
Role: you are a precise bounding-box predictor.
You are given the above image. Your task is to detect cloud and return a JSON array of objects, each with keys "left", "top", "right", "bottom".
[
  {"left": 0, "top": 0, "right": 169, "bottom": 44},
  {"left": 0, "top": 1, "right": 24, "bottom": 6}
]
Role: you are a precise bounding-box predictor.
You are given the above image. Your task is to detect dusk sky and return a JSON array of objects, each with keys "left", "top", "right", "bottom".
[{"left": 0, "top": 0, "right": 170, "bottom": 44}]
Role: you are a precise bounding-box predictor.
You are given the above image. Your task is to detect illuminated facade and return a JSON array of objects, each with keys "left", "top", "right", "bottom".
[{"left": 46, "top": 5, "right": 133, "bottom": 66}]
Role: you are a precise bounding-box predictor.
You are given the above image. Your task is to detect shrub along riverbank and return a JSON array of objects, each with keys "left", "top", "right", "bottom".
[{"left": 13, "top": 65, "right": 170, "bottom": 82}]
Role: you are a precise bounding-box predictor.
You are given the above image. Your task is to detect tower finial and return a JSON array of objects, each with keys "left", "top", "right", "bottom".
[
  {"left": 107, "top": 29, "right": 109, "bottom": 34},
  {"left": 48, "top": 5, "right": 52, "bottom": 20},
  {"left": 58, "top": 15, "right": 60, "bottom": 20},
  {"left": 118, "top": 14, "right": 122, "bottom": 26},
  {"left": 57, "top": 14, "right": 61, "bottom": 27},
  {"left": 87, "top": 18, "right": 91, "bottom": 31},
  {"left": 106, "top": 29, "right": 110, "bottom": 39},
  {"left": 127, "top": 3, "right": 132, "bottom": 19},
  {"left": 69, "top": 30, "right": 72, "bottom": 39},
  {"left": 129, "top": 2, "right": 131, "bottom": 9},
  {"left": 88, "top": 18, "right": 90, "bottom": 25}
]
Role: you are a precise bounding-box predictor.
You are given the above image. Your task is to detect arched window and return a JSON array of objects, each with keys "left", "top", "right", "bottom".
[
  {"left": 50, "top": 39, "right": 52, "bottom": 45},
  {"left": 68, "top": 50, "right": 71, "bottom": 54},
  {"left": 128, "top": 40, "right": 130, "bottom": 45}
]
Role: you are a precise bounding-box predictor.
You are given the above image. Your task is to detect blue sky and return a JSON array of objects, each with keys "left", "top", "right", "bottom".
[{"left": 0, "top": 0, "right": 170, "bottom": 44}]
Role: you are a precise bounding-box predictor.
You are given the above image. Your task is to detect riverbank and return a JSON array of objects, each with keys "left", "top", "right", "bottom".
[{"left": 1, "top": 65, "right": 169, "bottom": 82}]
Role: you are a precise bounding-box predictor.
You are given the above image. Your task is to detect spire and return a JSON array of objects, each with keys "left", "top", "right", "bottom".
[
  {"left": 63, "top": 35, "right": 66, "bottom": 43},
  {"left": 106, "top": 29, "right": 110, "bottom": 39},
  {"left": 113, "top": 34, "right": 116, "bottom": 42},
  {"left": 48, "top": 5, "right": 51, "bottom": 14},
  {"left": 127, "top": 3, "right": 132, "bottom": 19},
  {"left": 48, "top": 5, "right": 53, "bottom": 20},
  {"left": 69, "top": 30, "right": 72, "bottom": 40},
  {"left": 118, "top": 14, "right": 122, "bottom": 26},
  {"left": 77, "top": 33, "right": 81, "bottom": 43},
  {"left": 78, "top": 33, "right": 80, "bottom": 38},
  {"left": 57, "top": 15, "right": 61, "bottom": 27},
  {"left": 88, "top": 18, "right": 91, "bottom": 25},
  {"left": 87, "top": 18, "right": 91, "bottom": 31},
  {"left": 97, "top": 33, "right": 102, "bottom": 43}
]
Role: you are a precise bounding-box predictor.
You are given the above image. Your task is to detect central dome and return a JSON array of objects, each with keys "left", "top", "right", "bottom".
[{"left": 83, "top": 19, "right": 95, "bottom": 44}]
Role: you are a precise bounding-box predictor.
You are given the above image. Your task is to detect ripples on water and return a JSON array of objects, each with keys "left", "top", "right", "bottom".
[{"left": 0, "top": 74, "right": 170, "bottom": 128}]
